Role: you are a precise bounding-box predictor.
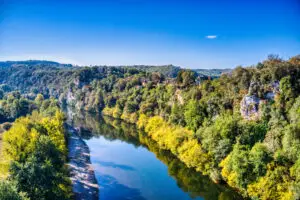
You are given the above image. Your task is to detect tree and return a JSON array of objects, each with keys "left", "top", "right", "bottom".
[
  {"left": 279, "top": 76, "right": 295, "bottom": 110},
  {"left": 35, "top": 94, "right": 44, "bottom": 106},
  {"left": 231, "top": 67, "right": 252, "bottom": 90},
  {"left": 169, "top": 103, "right": 185, "bottom": 126},
  {"left": 267, "top": 54, "right": 282, "bottom": 62},
  {"left": 249, "top": 143, "right": 271, "bottom": 178},
  {"left": 281, "top": 124, "right": 300, "bottom": 162},
  {"left": 176, "top": 70, "right": 196, "bottom": 87},
  {"left": 289, "top": 97, "right": 300, "bottom": 125},
  {"left": 198, "top": 114, "right": 239, "bottom": 166},
  {"left": 3, "top": 117, "right": 39, "bottom": 162},
  {"left": 0, "top": 181, "right": 28, "bottom": 200},
  {"left": 150, "top": 72, "right": 164, "bottom": 84},
  {"left": 10, "top": 136, "right": 69, "bottom": 200},
  {"left": 184, "top": 100, "right": 206, "bottom": 132},
  {"left": 247, "top": 164, "right": 293, "bottom": 200}
]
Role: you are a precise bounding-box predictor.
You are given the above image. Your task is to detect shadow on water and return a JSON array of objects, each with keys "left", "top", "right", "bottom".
[
  {"left": 98, "top": 174, "right": 146, "bottom": 200},
  {"left": 65, "top": 107, "right": 244, "bottom": 200},
  {"left": 96, "top": 161, "right": 136, "bottom": 171}
]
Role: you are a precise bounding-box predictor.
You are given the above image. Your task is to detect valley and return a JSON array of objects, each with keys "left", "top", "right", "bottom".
[{"left": 0, "top": 55, "right": 300, "bottom": 199}]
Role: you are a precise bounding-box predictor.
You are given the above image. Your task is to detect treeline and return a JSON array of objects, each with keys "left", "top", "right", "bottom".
[
  {"left": 0, "top": 63, "right": 181, "bottom": 99},
  {"left": 0, "top": 97, "right": 71, "bottom": 200},
  {"left": 0, "top": 90, "right": 61, "bottom": 123},
  {"left": 0, "top": 91, "right": 36, "bottom": 123}
]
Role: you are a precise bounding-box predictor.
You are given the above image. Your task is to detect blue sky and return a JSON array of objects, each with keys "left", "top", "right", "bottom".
[{"left": 0, "top": 0, "right": 299, "bottom": 68}]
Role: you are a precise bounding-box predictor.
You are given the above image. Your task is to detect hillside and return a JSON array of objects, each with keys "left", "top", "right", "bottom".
[
  {"left": 120, "top": 65, "right": 181, "bottom": 78},
  {"left": 0, "top": 60, "right": 73, "bottom": 68},
  {"left": 1, "top": 55, "right": 300, "bottom": 199},
  {"left": 194, "top": 68, "right": 231, "bottom": 79}
]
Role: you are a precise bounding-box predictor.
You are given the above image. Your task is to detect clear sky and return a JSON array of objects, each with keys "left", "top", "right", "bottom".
[{"left": 0, "top": 0, "right": 299, "bottom": 68}]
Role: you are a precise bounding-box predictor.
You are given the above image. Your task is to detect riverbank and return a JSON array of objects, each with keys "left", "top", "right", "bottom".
[
  {"left": 102, "top": 112, "right": 243, "bottom": 188},
  {"left": 67, "top": 125, "right": 99, "bottom": 200},
  {"left": 66, "top": 109, "right": 243, "bottom": 200}
]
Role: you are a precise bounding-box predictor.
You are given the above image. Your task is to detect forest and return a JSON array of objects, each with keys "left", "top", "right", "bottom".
[{"left": 0, "top": 54, "right": 300, "bottom": 199}]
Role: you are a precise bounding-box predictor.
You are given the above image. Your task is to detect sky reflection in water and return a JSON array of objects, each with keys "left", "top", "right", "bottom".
[{"left": 86, "top": 137, "right": 203, "bottom": 200}]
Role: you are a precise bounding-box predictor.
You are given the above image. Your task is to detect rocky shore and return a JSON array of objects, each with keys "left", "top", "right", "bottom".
[{"left": 67, "top": 125, "right": 99, "bottom": 200}]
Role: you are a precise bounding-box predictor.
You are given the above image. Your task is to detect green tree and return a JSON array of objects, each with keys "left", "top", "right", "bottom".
[
  {"left": 169, "top": 103, "right": 185, "bottom": 126},
  {"left": 35, "top": 94, "right": 45, "bottom": 106},
  {"left": 0, "top": 181, "right": 28, "bottom": 200},
  {"left": 10, "top": 136, "right": 69, "bottom": 200},
  {"left": 184, "top": 100, "right": 206, "bottom": 132},
  {"left": 280, "top": 76, "right": 295, "bottom": 110},
  {"left": 176, "top": 70, "right": 196, "bottom": 87},
  {"left": 247, "top": 164, "right": 293, "bottom": 200}
]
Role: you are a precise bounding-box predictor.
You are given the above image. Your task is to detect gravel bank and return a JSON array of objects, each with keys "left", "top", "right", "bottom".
[{"left": 68, "top": 125, "right": 99, "bottom": 200}]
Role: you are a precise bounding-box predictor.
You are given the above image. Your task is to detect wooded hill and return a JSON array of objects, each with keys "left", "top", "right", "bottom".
[{"left": 1, "top": 55, "right": 300, "bottom": 199}]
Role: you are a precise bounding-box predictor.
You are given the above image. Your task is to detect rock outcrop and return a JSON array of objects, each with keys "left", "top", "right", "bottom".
[
  {"left": 240, "top": 95, "right": 261, "bottom": 120},
  {"left": 240, "top": 81, "right": 280, "bottom": 120}
]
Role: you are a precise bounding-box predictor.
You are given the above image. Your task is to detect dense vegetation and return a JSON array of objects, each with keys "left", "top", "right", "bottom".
[
  {"left": 0, "top": 91, "right": 38, "bottom": 123},
  {"left": 0, "top": 96, "right": 71, "bottom": 200},
  {"left": 119, "top": 65, "right": 181, "bottom": 77},
  {"left": 1, "top": 55, "right": 300, "bottom": 199},
  {"left": 103, "top": 55, "right": 300, "bottom": 199},
  {"left": 86, "top": 55, "right": 300, "bottom": 199}
]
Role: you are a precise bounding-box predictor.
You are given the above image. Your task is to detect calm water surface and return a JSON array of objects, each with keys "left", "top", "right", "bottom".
[{"left": 66, "top": 108, "right": 242, "bottom": 200}]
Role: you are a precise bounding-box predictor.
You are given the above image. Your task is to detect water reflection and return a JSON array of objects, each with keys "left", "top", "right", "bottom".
[
  {"left": 66, "top": 108, "right": 243, "bottom": 200},
  {"left": 99, "top": 174, "right": 146, "bottom": 200}
]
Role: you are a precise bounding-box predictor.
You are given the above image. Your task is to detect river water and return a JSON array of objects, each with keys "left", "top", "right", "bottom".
[{"left": 66, "top": 108, "right": 242, "bottom": 200}]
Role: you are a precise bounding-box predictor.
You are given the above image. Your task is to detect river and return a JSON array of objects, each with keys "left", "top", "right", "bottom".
[{"left": 66, "top": 108, "right": 243, "bottom": 200}]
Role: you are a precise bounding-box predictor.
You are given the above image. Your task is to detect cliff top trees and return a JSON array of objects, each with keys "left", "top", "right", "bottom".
[{"left": 176, "top": 70, "right": 196, "bottom": 87}]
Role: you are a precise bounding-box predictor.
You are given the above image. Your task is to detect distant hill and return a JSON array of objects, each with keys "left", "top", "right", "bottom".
[
  {"left": 0, "top": 60, "right": 232, "bottom": 80},
  {"left": 0, "top": 61, "right": 181, "bottom": 78},
  {"left": 193, "top": 68, "right": 231, "bottom": 78},
  {"left": 0, "top": 60, "right": 73, "bottom": 68},
  {"left": 120, "top": 65, "right": 181, "bottom": 78}
]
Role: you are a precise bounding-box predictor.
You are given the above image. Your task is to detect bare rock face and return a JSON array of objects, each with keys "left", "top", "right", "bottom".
[
  {"left": 264, "top": 81, "right": 280, "bottom": 100},
  {"left": 241, "top": 81, "right": 280, "bottom": 120},
  {"left": 66, "top": 90, "right": 77, "bottom": 106},
  {"left": 175, "top": 89, "right": 184, "bottom": 105},
  {"left": 240, "top": 95, "right": 261, "bottom": 120},
  {"left": 271, "top": 81, "right": 280, "bottom": 93},
  {"left": 62, "top": 86, "right": 103, "bottom": 113}
]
